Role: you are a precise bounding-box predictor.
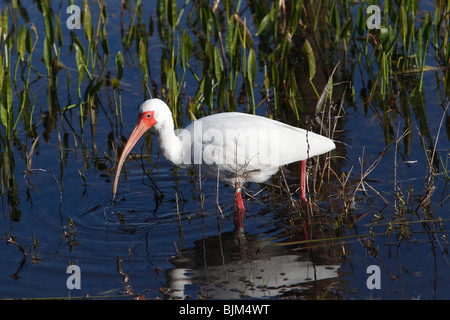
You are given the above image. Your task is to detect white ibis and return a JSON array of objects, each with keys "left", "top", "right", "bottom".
[{"left": 113, "top": 98, "right": 335, "bottom": 230}]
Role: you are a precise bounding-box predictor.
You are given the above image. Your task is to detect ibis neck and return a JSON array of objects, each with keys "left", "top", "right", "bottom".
[{"left": 154, "top": 119, "right": 183, "bottom": 164}]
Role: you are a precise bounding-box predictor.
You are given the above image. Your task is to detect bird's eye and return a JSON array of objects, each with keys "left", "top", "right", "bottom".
[{"left": 146, "top": 113, "right": 152, "bottom": 118}]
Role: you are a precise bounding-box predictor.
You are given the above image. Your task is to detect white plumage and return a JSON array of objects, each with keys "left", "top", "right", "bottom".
[
  {"left": 175, "top": 111, "right": 335, "bottom": 185},
  {"left": 113, "top": 98, "right": 336, "bottom": 230}
]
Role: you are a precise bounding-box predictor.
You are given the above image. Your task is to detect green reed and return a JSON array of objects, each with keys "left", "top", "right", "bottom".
[
  {"left": 0, "top": 0, "right": 448, "bottom": 221},
  {"left": 1, "top": 0, "right": 447, "bottom": 139},
  {"left": 1, "top": 8, "right": 13, "bottom": 140}
]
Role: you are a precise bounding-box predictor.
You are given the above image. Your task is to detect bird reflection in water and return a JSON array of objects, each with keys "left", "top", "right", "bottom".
[{"left": 164, "top": 231, "right": 341, "bottom": 299}]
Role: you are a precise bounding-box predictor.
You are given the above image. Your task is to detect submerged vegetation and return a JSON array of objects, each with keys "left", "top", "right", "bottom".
[{"left": 0, "top": 0, "right": 449, "bottom": 299}]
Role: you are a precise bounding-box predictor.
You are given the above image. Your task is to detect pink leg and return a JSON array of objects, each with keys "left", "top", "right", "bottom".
[
  {"left": 300, "top": 160, "right": 308, "bottom": 207},
  {"left": 302, "top": 219, "right": 310, "bottom": 248},
  {"left": 235, "top": 191, "right": 245, "bottom": 230},
  {"left": 300, "top": 161, "right": 310, "bottom": 248}
]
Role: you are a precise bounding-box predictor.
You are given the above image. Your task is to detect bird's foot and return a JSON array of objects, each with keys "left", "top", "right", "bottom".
[{"left": 234, "top": 207, "right": 245, "bottom": 231}]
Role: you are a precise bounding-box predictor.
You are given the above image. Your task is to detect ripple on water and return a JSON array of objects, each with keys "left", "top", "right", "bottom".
[{"left": 72, "top": 195, "right": 190, "bottom": 236}]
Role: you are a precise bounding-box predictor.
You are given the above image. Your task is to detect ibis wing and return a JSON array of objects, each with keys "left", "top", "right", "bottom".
[{"left": 176, "top": 112, "right": 335, "bottom": 184}]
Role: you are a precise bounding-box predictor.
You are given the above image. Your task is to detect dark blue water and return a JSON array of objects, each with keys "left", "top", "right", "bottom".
[{"left": 0, "top": 1, "right": 449, "bottom": 300}]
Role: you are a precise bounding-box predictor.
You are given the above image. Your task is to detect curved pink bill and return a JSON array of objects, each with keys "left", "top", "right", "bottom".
[{"left": 112, "top": 119, "right": 150, "bottom": 198}]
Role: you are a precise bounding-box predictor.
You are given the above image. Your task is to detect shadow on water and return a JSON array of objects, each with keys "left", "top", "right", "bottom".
[
  {"left": 165, "top": 230, "right": 341, "bottom": 299},
  {"left": 66, "top": 169, "right": 344, "bottom": 300}
]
